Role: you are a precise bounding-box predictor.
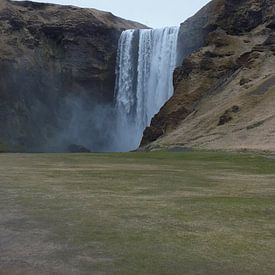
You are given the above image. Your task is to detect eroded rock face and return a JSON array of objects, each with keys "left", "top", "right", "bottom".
[
  {"left": 0, "top": 0, "right": 145, "bottom": 151},
  {"left": 141, "top": 0, "right": 275, "bottom": 151}
]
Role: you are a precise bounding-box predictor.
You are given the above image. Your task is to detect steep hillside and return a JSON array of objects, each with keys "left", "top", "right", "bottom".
[
  {"left": 142, "top": 0, "right": 275, "bottom": 152},
  {"left": 0, "top": 0, "right": 145, "bottom": 152}
]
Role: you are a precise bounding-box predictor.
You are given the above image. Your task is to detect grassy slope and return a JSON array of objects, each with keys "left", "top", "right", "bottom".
[{"left": 0, "top": 152, "right": 275, "bottom": 274}]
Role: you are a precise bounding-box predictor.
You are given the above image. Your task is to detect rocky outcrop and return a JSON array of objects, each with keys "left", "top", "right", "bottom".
[
  {"left": 0, "top": 0, "right": 145, "bottom": 152},
  {"left": 141, "top": 0, "right": 275, "bottom": 152}
]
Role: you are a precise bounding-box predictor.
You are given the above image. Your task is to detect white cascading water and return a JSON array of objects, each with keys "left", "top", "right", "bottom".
[{"left": 114, "top": 26, "right": 179, "bottom": 151}]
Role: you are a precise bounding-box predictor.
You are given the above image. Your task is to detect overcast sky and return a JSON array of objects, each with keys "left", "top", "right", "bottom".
[{"left": 16, "top": 0, "right": 210, "bottom": 28}]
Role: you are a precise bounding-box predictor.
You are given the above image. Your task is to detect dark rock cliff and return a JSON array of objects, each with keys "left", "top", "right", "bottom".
[
  {"left": 0, "top": 0, "right": 145, "bottom": 152},
  {"left": 141, "top": 0, "right": 275, "bottom": 151}
]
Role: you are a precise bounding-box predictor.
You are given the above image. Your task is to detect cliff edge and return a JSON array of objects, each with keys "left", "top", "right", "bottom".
[
  {"left": 141, "top": 0, "right": 275, "bottom": 152},
  {"left": 0, "top": 0, "right": 145, "bottom": 151}
]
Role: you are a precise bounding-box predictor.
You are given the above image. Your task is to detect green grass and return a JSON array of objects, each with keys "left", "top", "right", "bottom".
[{"left": 0, "top": 151, "right": 275, "bottom": 274}]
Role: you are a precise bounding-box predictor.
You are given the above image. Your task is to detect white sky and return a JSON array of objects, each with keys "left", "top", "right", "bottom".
[{"left": 15, "top": 0, "right": 211, "bottom": 28}]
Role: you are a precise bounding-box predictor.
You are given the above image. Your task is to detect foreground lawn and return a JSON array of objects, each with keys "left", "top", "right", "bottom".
[{"left": 0, "top": 151, "right": 275, "bottom": 274}]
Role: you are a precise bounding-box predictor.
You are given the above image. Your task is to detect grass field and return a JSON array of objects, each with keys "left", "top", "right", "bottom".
[{"left": 0, "top": 151, "right": 275, "bottom": 274}]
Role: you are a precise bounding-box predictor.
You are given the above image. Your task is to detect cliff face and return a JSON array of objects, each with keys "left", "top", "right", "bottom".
[
  {"left": 0, "top": 0, "right": 144, "bottom": 152},
  {"left": 142, "top": 0, "right": 275, "bottom": 152}
]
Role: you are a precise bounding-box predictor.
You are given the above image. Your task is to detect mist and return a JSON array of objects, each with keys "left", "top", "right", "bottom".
[{"left": 43, "top": 94, "right": 120, "bottom": 152}]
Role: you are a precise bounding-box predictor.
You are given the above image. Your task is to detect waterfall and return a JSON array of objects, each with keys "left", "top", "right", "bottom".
[{"left": 114, "top": 26, "right": 179, "bottom": 151}]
